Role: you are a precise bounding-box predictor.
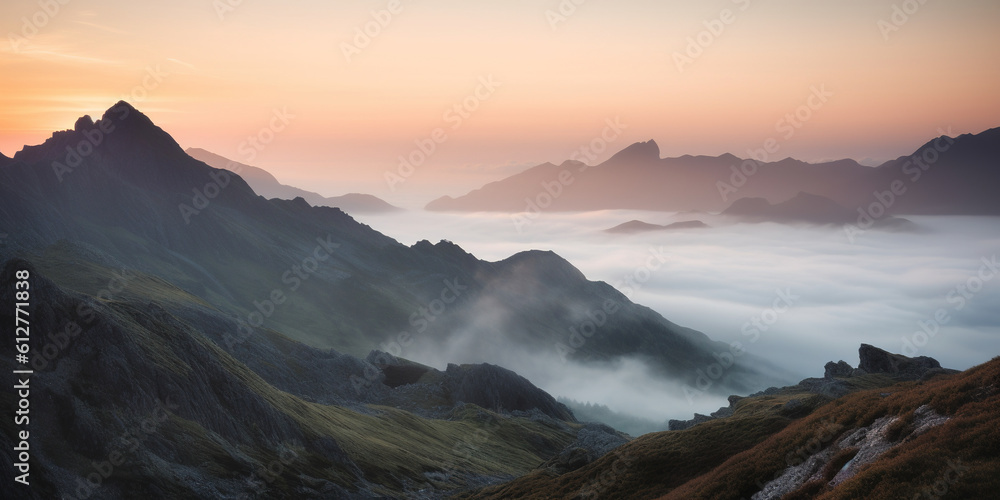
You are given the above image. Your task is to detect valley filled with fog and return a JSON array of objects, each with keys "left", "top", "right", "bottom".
[{"left": 356, "top": 209, "right": 1000, "bottom": 426}]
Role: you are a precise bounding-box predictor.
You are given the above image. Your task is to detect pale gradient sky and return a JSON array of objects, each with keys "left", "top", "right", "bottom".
[{"left": 2, "top": 0, "right": 999, "bottom": 207}]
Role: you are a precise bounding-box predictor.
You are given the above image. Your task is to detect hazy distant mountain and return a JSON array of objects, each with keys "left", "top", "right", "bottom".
[
  {"left": 721, "top": 192, "right": 915, "bottom": 229},
  {"left": 864, "top": 127, "right": 1000, "bottom": 215},
  {"left": 604, "top": 220, "right": 708, "bottom": 234},
  {"left": 186, "top": 147, "right": 400, "bottom": 213},
  {"left": 427, "top": 128, "right": 1000, "bottom": 216}
]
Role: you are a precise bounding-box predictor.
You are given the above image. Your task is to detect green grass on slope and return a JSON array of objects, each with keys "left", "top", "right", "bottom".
[
  {"left": 460, "top": 395, "right": 820, "bottom": 500},
  {"left": 460, "top": 375, "right": 917, "bottom": 500},
  {"left": 27, "top": 253, "right": 579, "bottom": 497}
]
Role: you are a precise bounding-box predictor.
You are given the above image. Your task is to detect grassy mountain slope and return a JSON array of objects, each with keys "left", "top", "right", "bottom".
[
  {"left": 0, "top": 259, "right": 582, "bottom": 499},
  {"left": 463, "top": 352, "right": 1000, "bottom": 499}
]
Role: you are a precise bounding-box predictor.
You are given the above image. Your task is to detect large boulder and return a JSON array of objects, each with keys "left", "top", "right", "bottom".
[
  {"left": 824, "top": 360, "right": 854, "bottom": 378},
  {"left": 858, "top": 344, "right": 942, "bottom": 378}
]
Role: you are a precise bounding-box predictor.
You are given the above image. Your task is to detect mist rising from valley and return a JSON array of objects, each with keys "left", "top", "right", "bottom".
[{"left": 356, "top": 209, "right": 1000, "bottom": 428}]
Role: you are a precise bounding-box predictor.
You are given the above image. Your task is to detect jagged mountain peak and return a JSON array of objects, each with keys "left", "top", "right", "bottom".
[
  {"left": 13, "top": 101, "right": 185, "bottom": 169},
  {"left": 74, "top": 114, "right": 95, "bottom": 131},
  {"left": 606, "top": 139, "right": 660, "bottom": 164}
]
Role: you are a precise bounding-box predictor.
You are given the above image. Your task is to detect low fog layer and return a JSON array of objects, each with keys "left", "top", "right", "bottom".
[{"left": 355, "top": 210, "right": 1000, "bottom": 425}]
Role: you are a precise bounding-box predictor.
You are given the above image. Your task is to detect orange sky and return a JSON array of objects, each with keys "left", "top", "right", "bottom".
[{"left": 2, "top": 0, "right": 999, "bottom": 207}]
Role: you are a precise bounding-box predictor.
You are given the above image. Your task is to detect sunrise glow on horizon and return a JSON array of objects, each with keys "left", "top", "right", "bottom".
[{"left": 2, "top": 0, "right": 999, "bottom": 207}]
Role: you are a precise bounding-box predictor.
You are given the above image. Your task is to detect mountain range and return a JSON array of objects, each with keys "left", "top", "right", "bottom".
[
  {"left": 2, "top": 102, "right": 997, "bottom": 499},
  {"left": 427, "top": 129, "right": 1000, "bottom": 218},
  {"left": 604, "top": 220, "right": 709, "bottom": 234},
  {"left": 0, "top": 103, "right": 787, "bottom": 392},
  {"left": 185, "top": 147, "right": 400, "bottom": 214}
]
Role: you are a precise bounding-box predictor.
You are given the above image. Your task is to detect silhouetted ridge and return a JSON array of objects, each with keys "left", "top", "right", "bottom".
[
  {"left": 424, "top": 126, "right": 1000, "bottom": 215},
  {"left": 497, "top": 250, "right": 589, "bottom": 284},
  {"left": 12, "top": 101, "right": 228, "bottom": 192},
  {"left": 607, "top": 139, "right": 660, "bottom": 163},
  {"left": 722, "top": 196, "right": 773, "bottom": 215},
  {"left": 185, "top": 147, "right": 401, "bottom": 213},
  {"left": 74, "top": 115, "right": 95, "bottom": 131},
  {"left": 604, "top": 220, "right": 708, "bottom": 234}
]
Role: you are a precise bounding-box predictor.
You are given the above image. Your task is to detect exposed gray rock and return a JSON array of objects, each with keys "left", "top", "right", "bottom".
[
  {"left": 668, "top": 413, "right": 715, "bottom": 431},
  {"left": 858, "top": 344, "right": 943, "bottom": 378},
  {"left": 824, "top": 360, "right": 854, "bottom": 378},
  {"left": 795, "top": 377, "right": 853, "bottom": 399},
  {"left": 752, "top": 447, "right": 836, "bottom": 500},
  {"left": 752, "top": 404, "right": 951, "bottom": 498},
  {"left": 541, "top": 423, "right": 630, "bottom": 474}
]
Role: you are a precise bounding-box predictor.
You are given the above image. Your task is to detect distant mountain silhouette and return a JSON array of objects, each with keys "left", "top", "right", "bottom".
[
  {"left": 606, "top": 139, "right": 661, "bottom": 164},
  {"left": 186, "top": 147, "right": 400, "bottom": 214},
  {"left": 863, "top": 127, "right": 1000, "bottom": 214},
  {"left": 604, "top": 220, "right": 708, "bottom": 234},
  {"left": 722, "top": 192, "right": 916, "bottom": 230},
  {"left": 426, "top": 127, "right": 1000, "bottom": 216}
]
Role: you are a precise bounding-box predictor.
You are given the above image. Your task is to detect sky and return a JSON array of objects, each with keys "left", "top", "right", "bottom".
[{"left": 2, "top": 0, "right": 1000, "bottom": 207}]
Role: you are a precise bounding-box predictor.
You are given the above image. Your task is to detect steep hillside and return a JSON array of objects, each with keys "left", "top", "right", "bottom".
[
  {"left": 0, "top": 258, "right": 603, "bottom": 499},
  {"left": 463, "top": 346, "right": 1000, "bottom": 499}
]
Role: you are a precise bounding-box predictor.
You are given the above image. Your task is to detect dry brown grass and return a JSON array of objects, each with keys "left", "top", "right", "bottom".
[{"left": 460, "top": 357, "right": 1000, "bottom": 500}]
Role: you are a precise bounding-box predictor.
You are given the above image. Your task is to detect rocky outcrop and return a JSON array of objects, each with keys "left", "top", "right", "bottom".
[
  {"left": 857, "top": 343, "right": 943, "bottom": 378},
  {"left": 676, "top": 345, "right": 955, "bottom": 433},
  {"left": 752, "top": 404, "right": 951, "bottom": 499},
  {"left": 819, "top": 345, "right": 952, "bottom": 381},
  {"left": 668, "top": 395, "right": 742, "bottom": 430},
  {"left": 541, "top": 423, "right": 630, "bottom": 474},
  {"left": 824, "top": 360, "right": 853, "bottom": 378},
  {"left": 668, "top": 413, "right": 715, "bottom": 431}
]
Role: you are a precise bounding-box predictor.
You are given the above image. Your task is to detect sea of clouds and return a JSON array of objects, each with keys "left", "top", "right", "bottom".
[{"left": 355, "top": 209, "right": 1000, "bottom": 427}]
